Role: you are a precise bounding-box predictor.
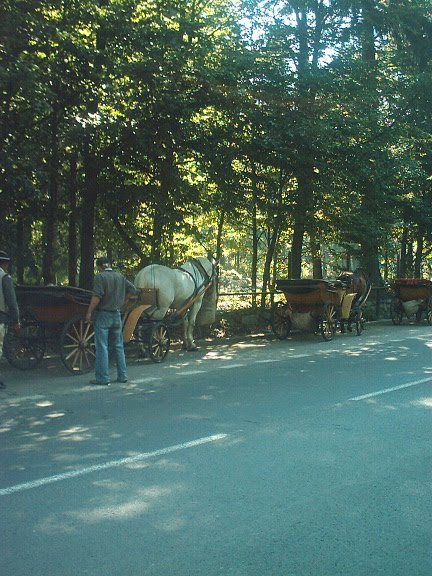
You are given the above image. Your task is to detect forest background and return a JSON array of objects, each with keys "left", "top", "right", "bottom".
[{"left": 1, "top": 0, "right": 432, "bottom": 310}]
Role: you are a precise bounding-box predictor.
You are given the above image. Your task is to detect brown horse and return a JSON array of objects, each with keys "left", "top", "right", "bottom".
[
  {"left": 336, "top": 269, "right": 370, "bottom": 332},
  {"left": 336, "top": 269, "right": 370, "bottom": 304}
]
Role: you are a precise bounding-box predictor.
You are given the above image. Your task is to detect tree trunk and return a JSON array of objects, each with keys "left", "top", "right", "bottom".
[
  {"left": 358, "top": 0, "right": 383, "bottom": 285},
  {"left": 79, "top": 142, "right": 98, "bottom": 289},
  {"left": 68, "top": 151, "right": 78, "bottom": 286},
  {"left": 406, "top": 241, "right": 414, "bottom": 276},
  {"left": 260, "top": 227, "right": 278, "bottom": 310},
  {"left": 16, "top": 215, "right": 25, "bottom": 283},
  {"left": 360, "top": 246, "right": 382, "bottom": 285},
  {"left": 152, "top": 146, "right": 174, "bottom": 262},
  {"left": 310, "top": 235, "right": 323, "bottom": 279},
  {"left": 399, "top": 225, "right": 408, "bottom": 277},
  {"left": 42, "top": 109, "right": 60, "bottom": 285},
  {"left": 290, "top": 7, "right": 319, "bottom": 279},
  {"left": 216, "top": 210, "right": 225, "bottom": 265},
  {"left": 414, "top": 233, "right": 423, "bottom": 277},
  {"left": 291, "top": 165, "right": 314, "bottom": 278},
  {"left": 251, "top": 163, "right": 258, "bottom": 309},
  {"left": 214, "top": 209, "right": 225, "bottom": 307}
]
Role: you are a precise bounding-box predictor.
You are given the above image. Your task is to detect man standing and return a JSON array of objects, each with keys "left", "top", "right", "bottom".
[
  {"left": 86, "top": 257, "right": 136, "bottom": 386},
  {"left": 0, "top": 251, "right": 20, "bottom": 389}
]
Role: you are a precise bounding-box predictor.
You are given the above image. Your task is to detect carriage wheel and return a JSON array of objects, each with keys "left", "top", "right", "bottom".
[
  {"left": 270, "top": 302, "right": 292, "bottom": 340},
  {"left": 320, "top": 303, "right": 337, "bottom": 341},
  {"left": 3, "top": 316, "right": 45, "bottom": 370},
  {"left": 390, "top": 300, "right": 403, "bottom": 325},
  {"left": 355, "top": 310, "right": 365, "bottom": 335},
  {"left": 148, "top": 322, "right": 170, "bottom": 363},
  {"left": 427, "top": 297, "right": 432, "bottom": 326},
  {"left": 60, "top": 316, "right": 95, "bottom": 374}
]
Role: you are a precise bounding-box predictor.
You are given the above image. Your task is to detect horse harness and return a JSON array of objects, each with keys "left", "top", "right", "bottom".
[
  {"left": 180, "top": 258, "right": 215, "bottom": 297},
  {"left": 171, "top": 258, "right": 215, "bottom": 318}
]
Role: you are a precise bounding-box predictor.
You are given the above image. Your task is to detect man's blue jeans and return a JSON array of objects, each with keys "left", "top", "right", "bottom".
[{"left": 94, "top": 310, "right": 127, "bottom": 383}]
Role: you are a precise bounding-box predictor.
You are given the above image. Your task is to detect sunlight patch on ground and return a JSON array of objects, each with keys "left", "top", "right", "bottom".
[
  {"left": 45, "top": 412, "right": 65, "bottom": 419},
  {"left": 130, "top": 376, "right": 162, "bottom": 384},
  {"left": 71, "top": 500, "right": 149, "bottom": 523},
  {"left": 412, "top": 397, "right": 432, "bottom": 408},
  {"left": 155, "top": 515, "right": 187, "bottom": 532},
  {"left": 235, "top": 342, "right": 267, "bottom": 349},
  {"left": 202, "top": 352, "right": 237, "bottom": 360},
  {"left": 2, "top": 395, "right": 45, "bottom": 406},
  {"left": 58, "top": 426, "right": 92, "bottom": 442}
]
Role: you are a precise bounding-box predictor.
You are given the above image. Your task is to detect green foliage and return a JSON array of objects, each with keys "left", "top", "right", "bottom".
[{"left": 0, "top": 0, "right": 431, "bottom": 285}]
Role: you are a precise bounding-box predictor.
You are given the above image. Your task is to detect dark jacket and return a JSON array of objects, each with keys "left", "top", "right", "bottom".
[{"left": 0, "top": 269, "right": 20, "bottom": 324}]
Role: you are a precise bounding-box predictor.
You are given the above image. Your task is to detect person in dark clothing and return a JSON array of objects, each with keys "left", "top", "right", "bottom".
[
  {"left": 86, "top": 257, "right": 137, "bottom": 386},
  {"left": 0, "top": 251, "right": 20, "bottom": 389}
]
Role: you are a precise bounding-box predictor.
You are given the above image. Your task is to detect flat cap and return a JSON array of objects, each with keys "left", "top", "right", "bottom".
[{"left": 96, "top": 256, "right": 110, "bottom": 267}]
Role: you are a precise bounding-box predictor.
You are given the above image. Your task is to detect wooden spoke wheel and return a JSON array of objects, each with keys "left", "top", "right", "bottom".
[
  {"left": 270, "top": 302, "right": 292, "bottom": 340},
  {"left": 3, "top": 316, "right": 45, "bottom": 370},
  {"left": 390, "top": 299, "right": 403, "bottom": 325},
  {"left": 148, "top": 322, "right": 170, "bottom": 363},
  {"left": 60, "top": 316, "right": 95, "bottom": 374},
  {"left": 427, "top": 297, "right": 432, "bottom": 326},
  {"left": 320, "top": 303, "right": 337, "bottom": 341}
]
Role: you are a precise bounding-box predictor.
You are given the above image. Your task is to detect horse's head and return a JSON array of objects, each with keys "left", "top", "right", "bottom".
[{"left": 336, "top": 270, "right": 369, "bottom": 301}]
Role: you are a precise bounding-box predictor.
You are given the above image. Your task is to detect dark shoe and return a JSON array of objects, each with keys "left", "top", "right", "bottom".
[
  {"left": 0, "top": 381, "right": 6, "bottom": 389},
  {"left": 90, "top": 380, "right": 110, "bottom": 386},
  {"left": 116, "top": 378, "right": 128, "bottom": 383}
]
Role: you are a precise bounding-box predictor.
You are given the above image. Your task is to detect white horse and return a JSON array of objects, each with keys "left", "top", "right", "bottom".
[{"left": 134, "top": 257, "right": 216, "bottom": 351}]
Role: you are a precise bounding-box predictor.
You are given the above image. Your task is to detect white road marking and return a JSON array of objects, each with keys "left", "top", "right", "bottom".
[
  {"left": 349, "top": 376, "right": 432, "bottom": 401},
  {"left": 0, "top": 433, "right": 227, "bottom": 497},
  {"left": 219, "top": 363, "right": 245, "bottom": 369}
]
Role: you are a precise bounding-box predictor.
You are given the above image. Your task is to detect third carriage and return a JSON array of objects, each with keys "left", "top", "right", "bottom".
[
  {"left": 271, "top": 270, "right": 371, "bottom": 341},
  {"left": 390, "top": 278, "right": 432, "bottom": 325}
]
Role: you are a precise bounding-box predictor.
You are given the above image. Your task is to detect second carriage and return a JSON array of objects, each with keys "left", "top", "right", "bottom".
[{"left": 271, "top": 271, "right": 371, "bottom": 341}]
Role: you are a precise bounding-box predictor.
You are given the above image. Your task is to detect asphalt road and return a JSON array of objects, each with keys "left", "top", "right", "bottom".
[{"left": 1, "top": 321, "right": 431, "bottom": 576}]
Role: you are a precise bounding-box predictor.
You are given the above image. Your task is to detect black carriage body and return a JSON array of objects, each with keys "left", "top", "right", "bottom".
[{"left": 5, "top": 285, "right": 95, "bottom": 373}]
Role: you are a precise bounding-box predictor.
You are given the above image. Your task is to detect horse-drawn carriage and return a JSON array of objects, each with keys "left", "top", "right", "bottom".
[
  {"left": 390, "top": 278, "right": 432, "bottom": 325},
  {"left": 3, "top": 257, "right": 216, "bottom": 374},
  {"left": 3, "top": 285, "right": 170, "bottom": 373},
  {"left": 271, "top": 270, "right": 371, "bottom": 341}
]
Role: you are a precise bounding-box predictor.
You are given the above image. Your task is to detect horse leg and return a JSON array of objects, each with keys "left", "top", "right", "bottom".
[
  {"left": 185, "top": 301, "right": 202, "bottom": 351},
  {"left": 182, "top": 317, "right": 189, "bottom": 350}
]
